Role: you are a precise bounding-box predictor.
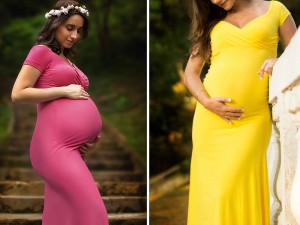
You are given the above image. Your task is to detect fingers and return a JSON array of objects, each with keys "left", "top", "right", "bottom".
[
  {"left": 208, "top": 97, "right": 244, "bottom": 124},
  {"left": 66, "top": 84, "right": 90, "bottom": 99},
  {"left": 258, "top": 58, "right": 277, "bottom": 80},
  {"left": 79, "top": 149, "right": 87, "bottom": 155},
  {"left": 94, "top": 135, "right": 101, "bottom": 143},
  {"left": 215, "top": 97, "right": 232, "bottom": 104},
  {"left": 79, "top": 135, "right": 101, "bottom": 155},
  {"left": 80, "top": 143, "right": 93, "bottom": 150},
  {"left": 222, "top": 111, "right": 244, "bottom": 118},
  {"left": 219, "top": 111, "right": 244, "bottom": 124},
  {"left": 222, "top": 118, "right": 233, "bottom": 125},
  {"left": 258, "top": 60, "right": 268, "bottom": 80},
  {"left": 79, "top": 86, "right": 90, "bottom": 99},
  {"left": 214, "top": 97, "right": 244, "bottom": 113}
]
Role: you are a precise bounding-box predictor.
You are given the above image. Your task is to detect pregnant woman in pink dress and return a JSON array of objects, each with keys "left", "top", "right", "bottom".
[{"left": 11, "top": 1, "right": 109, "bottom": 224}]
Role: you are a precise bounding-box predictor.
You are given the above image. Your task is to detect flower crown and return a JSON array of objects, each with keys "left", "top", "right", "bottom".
[{"left": 45, "top": 5, "right": 89, "bottom": 19}]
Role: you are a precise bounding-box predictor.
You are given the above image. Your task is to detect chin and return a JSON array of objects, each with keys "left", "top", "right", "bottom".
[
  {"left": 64, "top": 44, "right": 74, "bottom": 49},
  {"left": 224, "top": 6, "right": 233, "bottom": 11},
  {"left": 220, "top": 1, "right": 235, "bottom": 11}
]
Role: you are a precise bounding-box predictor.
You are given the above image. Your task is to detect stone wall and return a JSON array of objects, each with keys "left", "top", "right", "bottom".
[{"left": 268, "top": 27, "right": 300, "bottom": 225}]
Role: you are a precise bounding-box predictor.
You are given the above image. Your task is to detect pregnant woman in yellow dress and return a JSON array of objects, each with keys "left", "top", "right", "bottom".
[{"left": 184, "top": 0, "right": 297, "bottom": 224}]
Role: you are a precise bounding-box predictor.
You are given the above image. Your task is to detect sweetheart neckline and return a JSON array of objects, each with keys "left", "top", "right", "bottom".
[{"left": 220, "top": 1, "right": 273, "bottom": 30}]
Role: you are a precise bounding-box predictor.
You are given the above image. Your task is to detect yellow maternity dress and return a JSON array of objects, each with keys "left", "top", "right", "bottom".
[{"left": 187, "top": 1, "right": 290, "bottom": 225}]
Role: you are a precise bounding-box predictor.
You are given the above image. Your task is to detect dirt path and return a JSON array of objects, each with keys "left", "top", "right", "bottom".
[{"left": 150, "top": 185, "right": 189, "bottom": 225}]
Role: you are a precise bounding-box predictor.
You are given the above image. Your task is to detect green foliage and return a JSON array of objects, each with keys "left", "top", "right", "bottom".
[
  {"left": 0, "top": 1, "right": 147, "bottom": 160},
  {"left": 75, "top": 0, "right": 147, "bottom": 75},
  {"left": 88, "top": 65, "right": 147, "bottom": 161},
  {"left": 0, "top": 16, "right": 44, "bottom": 76},
  {"left": 150, "top": 0, "right": 193, "bottom": 175},
  {"left": 110, "top": 0, "right": 146, "bottom": 57},
  {"left": 0, "top": 0, "right": 53, "bottom": 30},
  {"left": 150, "top": 0, "right": 300, "bottom": 176}
]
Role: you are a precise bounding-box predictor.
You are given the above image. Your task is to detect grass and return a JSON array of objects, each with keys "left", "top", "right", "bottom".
[{"left": 87, "top": 63, "right": 147, "bottom": 162}]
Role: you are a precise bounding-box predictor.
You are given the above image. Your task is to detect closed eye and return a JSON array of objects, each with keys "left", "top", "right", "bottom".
[
  {"left": 66, "top": 25, "right": 83, "bottom": 34},
  {"left": 66, "top": 25, "right": 75, "bottom": 31}
]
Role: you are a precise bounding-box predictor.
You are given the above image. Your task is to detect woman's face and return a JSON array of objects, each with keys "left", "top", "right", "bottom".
[
  {"left": 55, "top": 14, "right": 84, "bottom": 50},
  {"left": 210, "top": 0, "right": 237, "bottom": 11}
]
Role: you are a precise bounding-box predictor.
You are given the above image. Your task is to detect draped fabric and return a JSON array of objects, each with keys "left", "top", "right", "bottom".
[
  {"left": 24, "top": 45, "right": 109, "bottom": 225},
  {"left": 187, "top": 1, "right": 290, "bottom": 224}
]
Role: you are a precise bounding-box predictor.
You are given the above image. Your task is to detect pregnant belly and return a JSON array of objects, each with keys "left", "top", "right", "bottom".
[
  {"left": 205, "top": 49, "right": 273, "bottom": 113},
  {"left": 204, "top": 64, "right": 269, "bottom": 113},
  {"left": 37, "top": 98, "right": 102, "bottom": 146}
]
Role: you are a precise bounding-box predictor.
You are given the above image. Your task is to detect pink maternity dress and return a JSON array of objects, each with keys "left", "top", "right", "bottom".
[{"left": 23, "top": 45, "right": 109, "bottom": 225}]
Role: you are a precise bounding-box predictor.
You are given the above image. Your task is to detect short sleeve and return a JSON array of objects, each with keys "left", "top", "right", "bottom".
[
  {"left": 23, "top": 45, "right": 52, "bottom": 73},
  {"left": 272, "top": 1, "right": 291, "bottom": 26}
]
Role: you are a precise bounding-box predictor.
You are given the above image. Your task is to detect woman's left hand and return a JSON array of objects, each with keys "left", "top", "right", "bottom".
[
  {"left": 258, "top": 58, "right": 278, "bottom": 80},
  {"left": 79, "top": 135, "right": 101, "bottom": 156}
]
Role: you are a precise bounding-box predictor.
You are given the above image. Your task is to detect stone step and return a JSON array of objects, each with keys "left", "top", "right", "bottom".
[
  {"left": 0, "top": 181, "right": 146, "bottom": 196},
  {"left": 0, "top": 168, "right": 144, "bottom": 182},
  {"left": 1, "top": 145, "right": 30, "bottom": 154},
  {"left": 0, "top": 157, "right": 133, "bottom": 170},
  {"left": 96, "top": 147, "right": 126, "bottom": 153},
  {"left": 0, "top": 195, "right": 146, "bottom": 213},
  {"left": 2, "top": 146, "right": 30, "bottom": 154},
  {"left": 100, "top": 181, "right": 146, "bottom": 196},
  {"left": 109, "top": 213, "right": 147, "bottom": 225},
  {"left": 0, "top": 157, "right": 31, "bottom": 168},
  {"left": 0, "top": 212, "right": 147, "bottom": 225},
  {"left": 9, "top": 134, "right": 32, "bottom": 140},
  {"left": 86, "top": 151, "right": 131, "bottom": 160},
  {"left": 86, "top": 159, "right": 133, "bottom": 170}
]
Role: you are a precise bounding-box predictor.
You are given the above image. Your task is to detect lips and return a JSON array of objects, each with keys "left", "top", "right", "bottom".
[{"left": 66, "top": 40, "right": 75, "bottom": 45}]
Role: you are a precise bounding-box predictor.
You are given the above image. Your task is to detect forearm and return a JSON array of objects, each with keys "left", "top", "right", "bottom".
[
  {"left": 11, "top": 86, "right": 67, "bottom": 104},
  {"left": 184, "top": 73, "right": 209, "bottom": 106},
  {"left": 183, "top": 54, "right": 211, "bottom": 106}
]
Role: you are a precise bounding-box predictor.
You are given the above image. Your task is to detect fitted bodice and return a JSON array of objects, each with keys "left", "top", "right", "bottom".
[
  {"left": 23, "top": 45, "right": 102, "bottom": 145},
  {"left": 203, "top": 0, "right": 290, "bottom": 113}
]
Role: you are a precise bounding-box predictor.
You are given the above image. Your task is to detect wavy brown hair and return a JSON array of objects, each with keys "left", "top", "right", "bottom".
[
  {"left": 188, "top": 0, "right": 227, "bottom": 62},
  {"left": 36, "top": 0, "right": 89, "bottom": 60}
]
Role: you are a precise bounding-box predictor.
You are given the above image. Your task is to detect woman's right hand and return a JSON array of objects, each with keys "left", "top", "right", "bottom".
[
  {"left": 203, "top": 97, "right": 244, "bottom": 124},
  {"left": 64, "top": 84, "right": 90, "bottom": 99}
]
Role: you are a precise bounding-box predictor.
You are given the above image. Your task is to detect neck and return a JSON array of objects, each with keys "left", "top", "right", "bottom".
[{"left": 59, "top": 52, "right": 67, "bottom": 60}]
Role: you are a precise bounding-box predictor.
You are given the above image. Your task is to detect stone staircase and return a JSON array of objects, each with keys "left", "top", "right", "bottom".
[{"left": 0, "top": 104, "right": 147, "bottom": 225}]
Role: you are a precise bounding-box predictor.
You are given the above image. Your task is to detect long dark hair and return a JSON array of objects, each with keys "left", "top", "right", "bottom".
[
  {"left": 188, "top": 0, "right": 227, "bottom": 62},
  {"left": 36, "top": 0, "right": 89, "bottom": 60}
]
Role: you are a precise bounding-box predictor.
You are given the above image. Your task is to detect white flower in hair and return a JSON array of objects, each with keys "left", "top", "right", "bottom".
[
  {"left": 54, "top": 10, "right": 61, "bottom": 17},
  {"left": 45, "top": 4, "right": 89, "bottom": 19},
  {"left": 61, "top": 7, "right": 69, "bottom": 15}
]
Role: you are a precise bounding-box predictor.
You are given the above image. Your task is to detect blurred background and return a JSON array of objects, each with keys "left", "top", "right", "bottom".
[
  {"left": 150, "top": 1, "right": 300, "bottom": 223},
  {"left": 0, "top": 2, "right": 147, "bottom": 223},
  {"left": 0, "top": 0, "right": 147, "bottom": 161},
  {"left": 150, "top": 0, "right": 300, "bottom": 177},
  {"left": 149, "top": 0, "right": 300, "bottom": 225}
]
